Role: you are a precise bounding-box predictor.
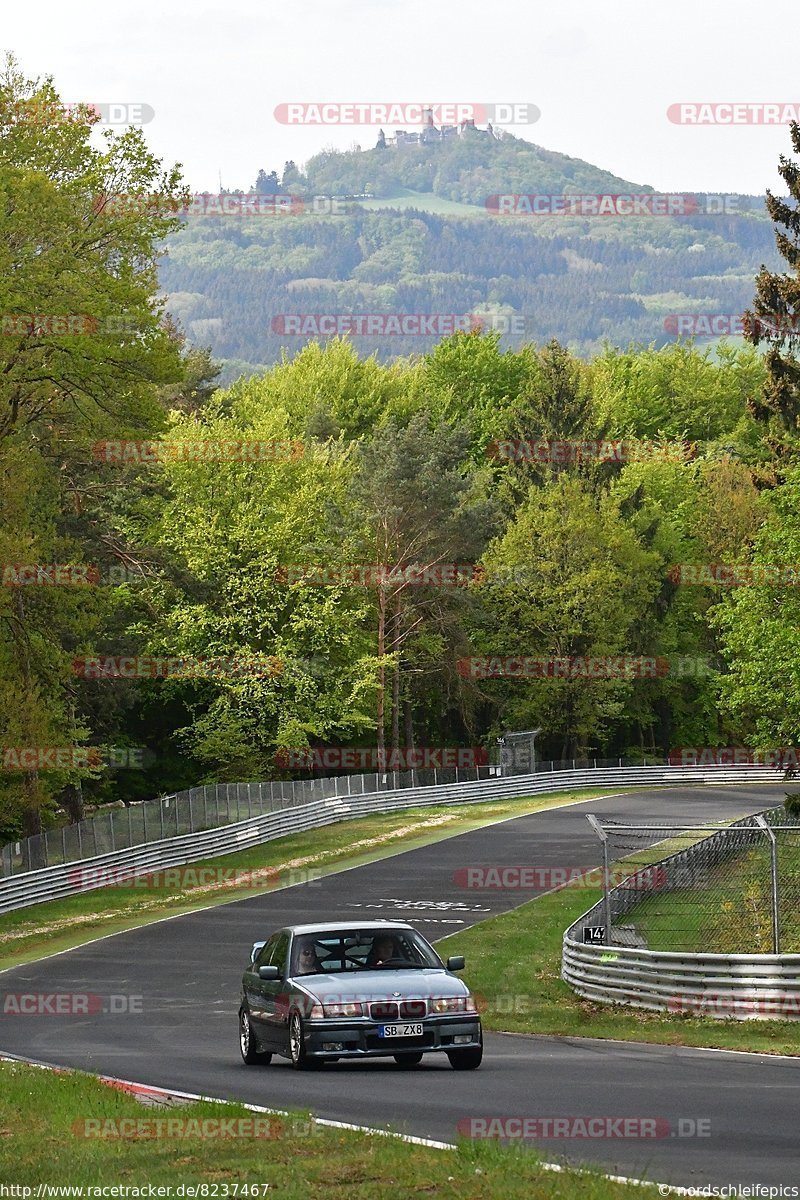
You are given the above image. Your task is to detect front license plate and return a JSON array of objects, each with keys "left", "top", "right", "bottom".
[{"left": 379, "top": 1023, "right": 423, "bottom": 1038}]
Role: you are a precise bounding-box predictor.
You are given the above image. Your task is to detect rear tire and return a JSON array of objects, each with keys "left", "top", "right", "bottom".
[
  {"left": 239, "top": 1008, "right": 272, "bottom": 1066},
  {"left": 393, "top": 1052, "right": 424, "bottom": 1067}
]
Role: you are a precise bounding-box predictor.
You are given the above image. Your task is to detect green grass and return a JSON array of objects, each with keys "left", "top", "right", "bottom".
[
  {"left": 436, "top": 876, "right": 800, "bottom": 1055},
  {"left": 0, "top": 790, "right": 609, "bottom": 971},
  {"left": 621, "top": 840, "right": 800, "bottom": 954},
  {"left": 0, "top": 1059, "right": 642, "bottom": 1197},
  {"left": 357, "top": 188, "right": 488, "bottom": 216}
]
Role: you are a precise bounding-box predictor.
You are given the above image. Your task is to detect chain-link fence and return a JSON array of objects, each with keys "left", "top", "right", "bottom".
[
  {"left": 588, "top": 805, "right": 800, "bottom": 954},
  {"left": 0, "top": 766, "right": 507, "bottom": 878},
  {"left": 0, "top": 753, "right": 678, "bottom": 879}
]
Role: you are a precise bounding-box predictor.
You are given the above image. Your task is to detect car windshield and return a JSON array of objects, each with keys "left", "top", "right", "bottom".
[{"left": 290, "top": 928, "right": 441, "bottom": 975}]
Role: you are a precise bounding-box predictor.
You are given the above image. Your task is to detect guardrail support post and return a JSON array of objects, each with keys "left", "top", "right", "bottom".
[
  {"left": 755, "top": 815, "right": 781, "bottom": 953},
  {"left": 586, "top": 814, "right": 612, "bottom": 945}
]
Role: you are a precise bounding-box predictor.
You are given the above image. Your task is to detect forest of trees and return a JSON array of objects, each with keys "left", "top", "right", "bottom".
[
  {"left": 4, "top": 58, "right": 800, "bottom": 844},
  {"left": 163, "top": 138, "right": 778, "bottom": 375}
]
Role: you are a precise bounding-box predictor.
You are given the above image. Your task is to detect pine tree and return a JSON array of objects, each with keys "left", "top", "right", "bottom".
[{"left": 744, "top": 121, "right": 800, "bottom": 462}]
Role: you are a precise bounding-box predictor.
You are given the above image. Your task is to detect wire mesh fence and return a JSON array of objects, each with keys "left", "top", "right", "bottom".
[
  {"left": 0, "top": 754, "right": 672, "bottom": 879},
  {"left": 0, "top": 766, "right": 505, "bottom": 878},
  {"left": 588, "top": 805, "right": 800, "bottom": 954}
]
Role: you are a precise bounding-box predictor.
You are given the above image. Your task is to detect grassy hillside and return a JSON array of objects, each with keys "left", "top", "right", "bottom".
[{"left": 161, "top": 134, "right": 777, "bottom": 377}]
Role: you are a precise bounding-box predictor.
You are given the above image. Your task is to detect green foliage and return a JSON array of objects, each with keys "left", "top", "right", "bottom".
[
  {"left": 4, "top": 54, "right": 800, "bottom": 844},
  {"left": 713, "top": 467, "right": 800, "bottom": 744}
]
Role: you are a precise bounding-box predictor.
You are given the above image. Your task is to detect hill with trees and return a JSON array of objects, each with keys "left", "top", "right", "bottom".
[{"left": 161, "top": 133, "right": 777, "bottom": 379}]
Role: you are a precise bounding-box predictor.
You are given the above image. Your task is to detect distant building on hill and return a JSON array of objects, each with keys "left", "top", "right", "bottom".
[{"left": 378, "top": 108, "right": 499, "bottom": 149}]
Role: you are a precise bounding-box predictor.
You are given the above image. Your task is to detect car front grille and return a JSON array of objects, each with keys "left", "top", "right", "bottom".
[
  {"left": 399, "top": 1000, "right": 426, "bottom": 1019},
  {"left": 368, "top": 1000, "right": 428, "bottom": 1021},
  {"left": 369, "top": 1001, "right": 399, "bottom": 1021}
]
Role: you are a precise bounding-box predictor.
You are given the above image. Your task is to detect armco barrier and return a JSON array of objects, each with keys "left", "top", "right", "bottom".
[
  {"left": 0, "top": 765, "right": 784, "bottom": 915},
  {"left": 562, "top": 802, "right": 800, "bottom": 1019},
  {"left": 2, "top": 757, "right": 665, "bottom": 877}
]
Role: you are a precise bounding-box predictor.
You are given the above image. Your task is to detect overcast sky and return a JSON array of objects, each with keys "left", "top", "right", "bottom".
[{"left": 3, "top": 0, "right": 797, "bottom": 196}]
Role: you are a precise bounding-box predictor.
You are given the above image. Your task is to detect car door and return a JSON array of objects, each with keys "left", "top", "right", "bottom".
[
  {"left": 245, "top": 932, "right": 281, "bottom": 1042},
  {"left": 257, "top": 931, "right": 291, "bottom": 1050}
]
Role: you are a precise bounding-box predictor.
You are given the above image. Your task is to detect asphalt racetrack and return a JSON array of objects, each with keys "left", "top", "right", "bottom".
[{"left": 1, "top": 784, "right": 798, "bottom": 1188}]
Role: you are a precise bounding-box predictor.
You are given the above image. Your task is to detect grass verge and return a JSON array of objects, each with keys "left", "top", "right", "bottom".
[
  {"left": 624, "top": 841, "right": 800, "bottom": 954},
  {"left": 435, "top": 879, "right": 800, "bottom": 1055},
  {"left": 0, "top": 1059, "right": 641, "bottom": 1197},
  {"left": 0, "top": 790, "right": 609, "bottom": 972}
]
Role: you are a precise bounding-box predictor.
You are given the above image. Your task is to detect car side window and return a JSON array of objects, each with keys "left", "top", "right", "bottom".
[
  {"left": 269, "top": 933, "right": 290, "bottom": 976},
  {"left": 256, "top": 934, "right": 280, "bottom": 967}
]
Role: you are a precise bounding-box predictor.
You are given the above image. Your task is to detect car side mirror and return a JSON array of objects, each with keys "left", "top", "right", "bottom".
[
  {"left": 446, "top": 955, "right": 465, "bottom": 971},
  {"left": 258, "top": 964, "right": 280, "bottom": 981}
]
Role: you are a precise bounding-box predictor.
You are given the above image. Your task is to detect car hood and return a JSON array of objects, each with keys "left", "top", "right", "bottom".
[{"left": 293, "top": 968, "right": 469, "bottom": 1002}]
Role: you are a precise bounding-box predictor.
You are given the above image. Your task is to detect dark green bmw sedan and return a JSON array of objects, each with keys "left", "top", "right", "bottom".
[{"left": 239, "top": 920, "right": 483, "bottom": 1070}]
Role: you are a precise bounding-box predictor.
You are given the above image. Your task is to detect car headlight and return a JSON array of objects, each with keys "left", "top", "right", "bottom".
[
  {"left": 320, "top": 1002, "right": 363, "bottom": 1018},
  {"left": 431, "top": 996, "right": 476, "bottom": 1014}
]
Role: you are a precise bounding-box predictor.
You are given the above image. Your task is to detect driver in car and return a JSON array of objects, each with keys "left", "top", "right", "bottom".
[
  {"left": 296, "top": 941, "right": 323, "bottom": 974},
  {"left": 369, "top": 935, "right": 400, "bottom": 966}
]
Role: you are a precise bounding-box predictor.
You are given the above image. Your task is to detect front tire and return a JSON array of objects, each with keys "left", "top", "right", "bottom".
[
  {"left": 447, "top": 1040, "right": 482, "bottom": 1070},
  {"left": 289, "top": 1010, "right": 317, "bottom": 1070},
  {"left": 239, "top": 1008, "right": 272, "bottom": 1065}
]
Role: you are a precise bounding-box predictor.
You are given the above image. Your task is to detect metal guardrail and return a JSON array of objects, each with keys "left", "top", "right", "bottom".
[
  {"left": 0, "top": 764, "right": 784, "bottom": 915},
  {"left": 562, "top": 803, "right": 800, "bottom": 1019},
  {"left": 0, "top": 768, "right": 495, "bottom": 878},
  {"left": 0, "top": 755, "right": 667, "bottom": 878}
]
